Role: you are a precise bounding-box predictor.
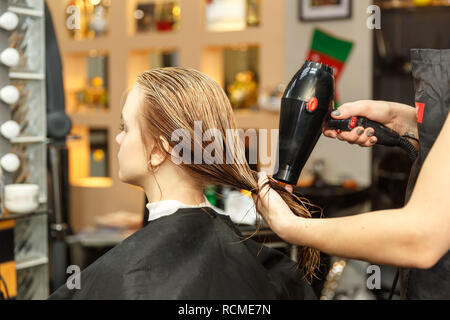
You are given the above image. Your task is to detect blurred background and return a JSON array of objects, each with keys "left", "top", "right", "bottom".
[{"left": 41, "top": 0, "right": 450, "bottom": 300}]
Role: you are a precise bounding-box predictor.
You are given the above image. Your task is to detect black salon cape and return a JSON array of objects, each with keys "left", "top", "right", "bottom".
[
  {"left": 400, "top": 49, "right": 450, "bottom": 299},
  {"left": 49, "top": 207, "right": 316, "bottom": 300}
]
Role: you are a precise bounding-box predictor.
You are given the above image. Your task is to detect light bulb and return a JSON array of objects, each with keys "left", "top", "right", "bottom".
[
  {"left": 1, "top": 120, "right": 20, "bottom": 139},
  {"left": 0, "top": 48, "right": 20, "bottom": 67},
  {"left": 0, "top": 85, "right": 20, "bottom": 105},
  {"left": 1, "top": 153, "right": 20, "bottom": 173},
  {"left": 0, "top": 12, "right": 19, "bottom": 31}
]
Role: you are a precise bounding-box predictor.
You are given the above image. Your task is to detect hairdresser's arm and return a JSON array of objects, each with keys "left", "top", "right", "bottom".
[
  {"left": 256, "top": 115, "right": 450, "bottom": 269},
  {"left": 323, "top": 100, "right": 419, "bottom": 150}
]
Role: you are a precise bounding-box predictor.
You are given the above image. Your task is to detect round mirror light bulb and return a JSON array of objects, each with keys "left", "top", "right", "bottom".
[
  {"left": 1, "top": 121, "right": 20, "bottom": 139},
  {"left": 0, "top": 48, "right": 20, "bottom": 68},
  {"left": 0, "top": 12, "right": 19, "bottom": 31},
  {"left": 0, "top": 85, "right": 20, "bottom": 105},
  {"left": 1, "top": 153, "right": 20, "bottom": 173}
]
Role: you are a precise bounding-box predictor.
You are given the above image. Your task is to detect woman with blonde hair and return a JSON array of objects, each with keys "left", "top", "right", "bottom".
[{"left": 49, "top": 67, "right": 319, "bottom": 300}]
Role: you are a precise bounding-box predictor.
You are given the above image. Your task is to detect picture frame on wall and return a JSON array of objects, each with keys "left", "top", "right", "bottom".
[{"left": 299, "top": 0, "right": 352, "bottom": 22}]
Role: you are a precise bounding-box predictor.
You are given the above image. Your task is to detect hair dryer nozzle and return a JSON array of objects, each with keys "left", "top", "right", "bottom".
[{"left": 273, "top": 61, "right": 335, "bottom": 185}]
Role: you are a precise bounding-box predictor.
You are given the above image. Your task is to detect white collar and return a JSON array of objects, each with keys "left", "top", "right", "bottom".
[{"left": 146, "top": 196, "right": 226, "bottom": 222}]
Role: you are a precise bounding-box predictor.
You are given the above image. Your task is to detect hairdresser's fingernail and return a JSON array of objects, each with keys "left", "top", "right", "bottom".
[
  {"left": 370, "top": 138, "right": 377, "bottom": 144},
  {"left": 357, "top": 129, "right": 364, "bottom": 136},
  {"left": 367, "top": 130, "right": 374, "bottom": 137},
  {"left": 285, "top": 185, "right": 294, "bottom": 194},
  {"left": 332, "top": 110, "right": 341, "bottom": 117}
]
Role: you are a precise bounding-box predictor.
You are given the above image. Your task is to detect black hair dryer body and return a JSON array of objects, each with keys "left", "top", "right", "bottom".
[{"left": 273, "top": 61, "right": 335, "bottom": 185}]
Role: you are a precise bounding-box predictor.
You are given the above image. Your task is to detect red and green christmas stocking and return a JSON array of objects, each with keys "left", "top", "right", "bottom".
[{"left": 306, "top": 28, "right": 353, "bottom": 109}]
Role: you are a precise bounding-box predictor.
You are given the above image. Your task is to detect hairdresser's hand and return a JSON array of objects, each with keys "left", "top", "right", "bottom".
[
  {"left": 252, "top": 172, "right": 299, "bottom": 242},
  {"left": 323, "top": 100, "right": 419, "bottom": 149}
]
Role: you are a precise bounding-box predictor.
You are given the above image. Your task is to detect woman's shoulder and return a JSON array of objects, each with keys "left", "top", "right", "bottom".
[{"left": 49, "top": 206, "right": 316, "bottom": 299}]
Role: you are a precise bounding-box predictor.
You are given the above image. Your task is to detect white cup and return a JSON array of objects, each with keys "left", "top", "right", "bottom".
[
  {"left": 4, "top": 184, "right": 39, "bottom": 214},
  {"left": 0, "top": 85, "right": 20, "bottom": 105},
  {"left": 0, "top": 48, "right": 20, "bottom": 68},
  {"left": 0, "top": 12, "right": 19, "bottom": 31},
  {"left": 1, "top": 153, "right": 20, "bottom": 173},
  {"left": 1, "top": 120, "right": 20, "bottom": 139}
]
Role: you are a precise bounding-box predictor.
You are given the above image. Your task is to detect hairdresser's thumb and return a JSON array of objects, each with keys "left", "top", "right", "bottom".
[
  {"left": 331, "top": 102, "right": 358, "bottom": 119},
  {"left": 257, "top": 171, "right": 268, "bottom": 187},
  {"left": 285, "top": 185, "right": 294, "bottom": 194},
  {"left": 330, "top": 108, "right": 344, "bottom": 119},
  {"left": 331, "top": 101, "right": 373, "bottom": 120},
  {"left": 257, "top": 171, "right": 270, "bottom": 196}
]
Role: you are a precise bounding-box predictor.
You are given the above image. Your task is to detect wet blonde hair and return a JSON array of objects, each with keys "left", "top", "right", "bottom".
[{"left": 136, "top": 67, "right": 321, "bottom": 282}]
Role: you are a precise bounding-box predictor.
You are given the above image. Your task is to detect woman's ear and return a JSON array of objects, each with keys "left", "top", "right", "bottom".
[
  {"left": 159, "top": 135, "right": 171, "bottom": 154},
  {"left": 149, "top": 136, "right": 171, "bottom": 168}
]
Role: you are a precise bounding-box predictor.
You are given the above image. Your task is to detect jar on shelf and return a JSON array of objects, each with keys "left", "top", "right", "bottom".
[{"left": 65, "top": 0, "right": 110, "bottom": 40}]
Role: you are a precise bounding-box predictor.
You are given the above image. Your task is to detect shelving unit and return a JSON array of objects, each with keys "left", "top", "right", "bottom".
[
  {"left": 0, "top": 0, "right": 48, "bottom": 300},
  {"left": 46, "top": 0, "right": 285, "bottom": 233}
]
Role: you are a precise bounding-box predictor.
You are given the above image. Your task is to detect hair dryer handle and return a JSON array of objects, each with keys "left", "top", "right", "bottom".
[{"left": 327, "top": 116, "right": 404, "bottom": 147}]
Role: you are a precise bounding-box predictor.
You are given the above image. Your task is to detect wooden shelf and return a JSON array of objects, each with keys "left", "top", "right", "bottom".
[
  {"left": 60, "top": 29, "right": 267, "bottom": 54},
  {"left": 375, "top": 1, "right": 450, "bottom": 9},
  {"left": 70, "top": 177, "right": 114, "bottom": 189},
  {"left": 58, "top": 37, "right": 112, "bottom": 53},
  {"left": 16, "top": 256, "right": 49, "bottom": 271},
  {"left": 68, "top": 111, "right": 113, "bottom": 128},
  {"left": 201, "top": 29, "right": 263, "bottom": 46},
  {"left": 0, "top": 209, "right": 49, "bottom": 222},
  {"left": 234, "top": 109, "right": 280, "bottom": 130}
]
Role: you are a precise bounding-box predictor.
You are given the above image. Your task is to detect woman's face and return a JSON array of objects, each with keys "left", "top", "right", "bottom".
[{"left": 115, "top": 86, "right": 150, "bottom": 186}]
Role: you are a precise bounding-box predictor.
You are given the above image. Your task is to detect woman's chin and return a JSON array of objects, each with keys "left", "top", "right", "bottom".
[{"left": 118, "top": 171, "right": 141, "bottom": 186}]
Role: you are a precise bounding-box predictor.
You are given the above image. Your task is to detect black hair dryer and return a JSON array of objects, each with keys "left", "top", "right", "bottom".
[{"left": 273, "top": 61, "right": 335, "bottom": 185}]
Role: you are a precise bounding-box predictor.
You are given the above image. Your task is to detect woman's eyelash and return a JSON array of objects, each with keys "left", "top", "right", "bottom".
[{"left": 119, "top": 123, "right": 125, "bottom": 132}]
